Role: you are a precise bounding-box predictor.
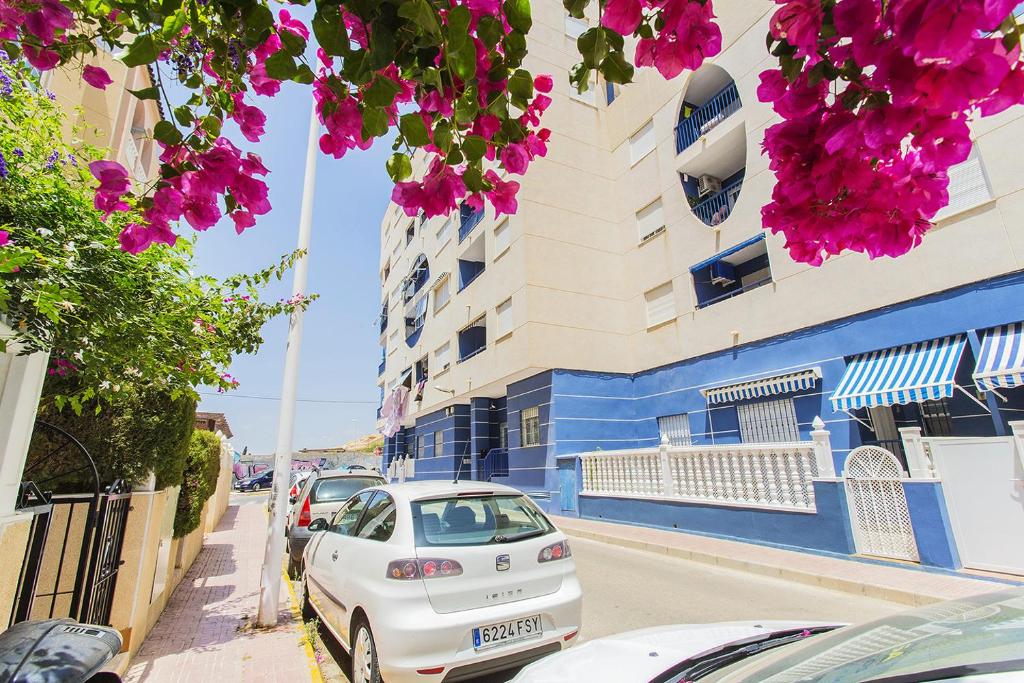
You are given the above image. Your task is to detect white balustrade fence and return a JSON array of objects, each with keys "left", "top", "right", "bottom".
[{"left": 580, "top": 440, "right": 822, "bottom": 511}]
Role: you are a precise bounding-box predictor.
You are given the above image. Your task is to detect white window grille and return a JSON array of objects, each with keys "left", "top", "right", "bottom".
[
  {"left": 644, "top": 282, "right": 675, "bottom": 329},
  {"left": 521, "top": 406, "right": 541, "bottom": 446},
  {"left": 435, "top": 341, "right": 451, "bottom": 372},
  {"left": 934, "top": 145, "right": 992, "bottom": 221},
  {"left": 565, "top": 15, "right": 588, "bottom": 39},
  {"left": 737, "top": 397, "right": 800, "bottom": 443},
  {"left": 630, "top": 120, "right": 655, "bottom": 165},
  {"left": 496, "top": 298, "right": 513, "bottom": 338},
  {"left": 636, "top": 198, "right": 665, "bottom": 243},
  {"left": 658, "top": 413, "right": 692, "bottom": 446},
  {"left": 494, "top": 218, "right": 511, "bottom": 258},
  {"left": 436, "top": 217, "right": 453, "bottom": 248},
  {"left": 433, "top": 277, "right": 451, "bottom": 313}
]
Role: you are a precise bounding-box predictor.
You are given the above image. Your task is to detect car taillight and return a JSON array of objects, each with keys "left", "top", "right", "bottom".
[
  {"left": 538, "top": 540, "right": 571, "bottom": 563},
  {"left": 297, "top": 497, "right": 311, "bottom": 527},
  {"left": 289, "top": 484, "right": 298, "bottom": 497},
  {"left": 386, "top": 558, "right": 463, "bottom": 580}
]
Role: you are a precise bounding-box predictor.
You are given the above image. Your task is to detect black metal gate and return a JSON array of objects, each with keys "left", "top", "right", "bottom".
[{"left": 9, "top": 421, "right": 132, "bottom": 627}]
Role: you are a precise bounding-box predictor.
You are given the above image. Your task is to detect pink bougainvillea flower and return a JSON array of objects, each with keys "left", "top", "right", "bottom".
[
  {"left": 500, "top": 142, "right": 530, "bottom": 175},
  {"left": 89, "top": 160, "right": 132, "bottom": 218},
  {"left": 118, "top": 223, "right": 153, "bottom": 254},
  {"left": 24, "top": 0, "right": 72, "bottom": 44},
  {"left": 769, "top": 0, "right": 823, "bottom": 63},
  {"left": 0, "top": 230, "right": 9, "bottom": 247},
  {"left": 82, "top": 65, "right": 113, "bottom": 90},
  {"left": 231, "top": 210, "right": 257, "bottom": 234},
  {"left": 390, "top": 157, "right": 466, "bottom": 218},
  {"left": 601, "top": 0, "right": 643, "bottom": 35},
  {"left": 230, "top": 173, "right": 271, "bottom": 215},
  {"left": 483, "top": 171, "right": 520, "bottom": 217},
  {"left": 22, "top": 45, "right": 60, "bottom": 71},
  {"left": 277, "top": 9, "right": 309, "bottom": 40},
  {"left": 534, "top": 74, "right": 554, "bottom": 93},
  {"left": 230, "top": 92, "right": 267, "bottom": 143}
]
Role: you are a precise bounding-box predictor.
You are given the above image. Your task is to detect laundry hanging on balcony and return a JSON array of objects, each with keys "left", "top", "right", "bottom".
[
  {"left": 381, "top": 386, "right": 409, "bottom": 438},
  {"left": 972, "top": 322, "right": 1024, "bottom": 391},
  {"left": 702, "top": 367, "right": 822, "bottom": 404},
  {"left": 830, "top": 335, "right": 969, "bottom": 412}
]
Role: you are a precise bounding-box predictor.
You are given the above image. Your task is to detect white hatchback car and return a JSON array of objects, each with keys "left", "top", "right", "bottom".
[{"left": 300, "top": 481, "right": 583, "bottom": 683}]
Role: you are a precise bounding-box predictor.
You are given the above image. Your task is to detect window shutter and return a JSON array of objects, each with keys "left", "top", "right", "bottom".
[
  {"left": 737, "top": 398, "right": 800, "bottom": 443},
  {"left": 494, "top": 219, "right": 511, "bottom": 256},
  {"left": 935, "top": 146, "right": 992, "bottom": 220},
  {"left": 435, "top": 341, "right": 451, "bottom": 370},
  {"left": 434, "top": 278, "right": 450, "bottom": 312},
  {"left": 645, "top": 282, "right": 675, "bottom": 328},
  {"left": 636, "top": 199, "right": 665, "bottom": 242},
  {"left": 496, "top": 298, "right": 512, "bottom": 337},
  {"left": 436, "top": 217, "right": 452, "bottom": 245},
  {"left": 657, "top": 413, "right": 692, "bottom": 446},
  {"left": 630, "top": 121, "right": 655, "bottom": 164}
]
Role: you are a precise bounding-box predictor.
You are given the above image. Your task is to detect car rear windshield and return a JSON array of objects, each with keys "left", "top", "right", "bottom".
[
  {"left": 309, "top": 477, "right": 382, "bottom": 504},
  {"left": 412, "top": 494, "right": 553, "bottom": 546}
]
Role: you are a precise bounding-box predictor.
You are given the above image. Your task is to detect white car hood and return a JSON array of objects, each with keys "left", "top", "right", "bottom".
[{"left": 513, "top": 621, "right": 839, "bottom": 683}]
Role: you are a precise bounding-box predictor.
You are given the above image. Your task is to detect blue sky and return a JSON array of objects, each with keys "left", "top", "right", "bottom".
[{"left": 190, "top": 76, "right": 390, "bottom": 456}]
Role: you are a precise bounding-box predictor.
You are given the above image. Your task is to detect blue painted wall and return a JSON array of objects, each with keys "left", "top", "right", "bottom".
[
  {"left": 502, "top": 371, "right": 553, "bottom": 490},
  {"left": 408, "top": 404, "right": 472, "bottom": 481},
  {"left": 904, "top": 481, "right": 960, "bottom": 569}
]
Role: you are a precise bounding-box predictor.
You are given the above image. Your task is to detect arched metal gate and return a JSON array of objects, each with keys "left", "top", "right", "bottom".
[{"left": 844, "top": 445, "right": 919, "bottom": 562}]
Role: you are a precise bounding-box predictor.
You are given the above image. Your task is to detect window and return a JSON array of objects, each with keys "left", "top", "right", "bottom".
[
  {"left": 435, "top": 341, "right": 451, "bottom": 372},
  {"left": 415, "top": 355, "right": 429, "bottom": 382},
  {"left": 636, "top": 198, "right": 665, "bottom": 243},
  {"left": 658, "top": 413, "right": 692, "bottom": 446},
  {"left": 355, "top": 491, "right": 396, "bottom": 542},
  {"left": 521, "top": 406, "right": 541, "bottom": 446},
  {"left": 406, "top": 221, "right": 415, "bottom": 245},
  {"left": 406, "top": 296, "right": 427, "bottom": 338},
  {"left": 569, "top": 75, "right": 597, "bottom": 106},
  {"left": 737, "top": 398, "right": 799, "bottom": 444},
  {"left": 692, "top": 235, "right": 771, "bottom": 309},
  {"left": 920, "top": 399, "right": 954, "bottom": 437},
  {"left": 499, "top": 422, "right": 508, "bottom": 449},
  {"left": 436, "top": 217, "right": 453, "bottom": 248},
  {"left": 310, "top": 477, "right": 384, "bottom": 504},
  {"left": 565, "top": 15, "right": 588, "bottom": 39},
  {"left": 388, "top": 329, "right": 399, "bottom": 354},
  {"left": 434, "top": 429, "right": 443, "bottom": 455},
  {"left": 390, "top": 283, "right": 401, "bottom": 308},
  {"left": 330, "top": 491, "right": 374, "bottom": 535},
  {"left": 416, "top": 434, "right": 426, "bottom": 458},
  {"left": 457, "top": 315, "right": 487, "bottom": 362},
  {"left": 630, "top": 120, "right": 655, "bottom": 165},
  {"left": 934, "top": 146, "right": 992, "bottom": 221},
  {"left": 494, "top": 218, "right": 511, "bottom": 258},
  {"left": 645, "top": 282, "right": 676, "bottom": 329},
  {"left": 434, "top": 276, "right": 451, "bottom": 313},
  {"left": 496, "top": 298, "right": 513, "bottom": 338},
  {"left": 411, "top": 494, "right": 553, "bottom": 546}
]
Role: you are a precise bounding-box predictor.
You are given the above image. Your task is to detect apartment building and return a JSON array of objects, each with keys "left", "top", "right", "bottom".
[{"left": 377, "top": 1, "right": 1024, "bottom": 572}]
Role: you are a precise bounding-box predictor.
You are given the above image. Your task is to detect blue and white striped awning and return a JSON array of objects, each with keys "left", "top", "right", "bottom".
[
  {"left": 973, "top": 322, "right": 1024, "bottom": 391},
  {"left": 830, "top": 335, "right": 967, "bottom": 412},
  {"left": 703, "top": 367, "right": 821, "bottom": 405}
]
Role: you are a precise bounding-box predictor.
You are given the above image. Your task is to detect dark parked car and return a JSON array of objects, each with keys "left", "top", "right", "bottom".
[
  {"left": 0, "top": 618, "right": 123, "bottom": 682},
  {"left": 234, "top": 470, "right": 273, "bottom": 492}
]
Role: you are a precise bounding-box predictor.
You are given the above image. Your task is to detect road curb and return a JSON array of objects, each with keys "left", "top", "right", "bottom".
[
  {"left": 559, "top": 524, "right": 1002, "bottom": 607},
  {"left": 283, "top": 563, "right": 325, "bottom": 683}
]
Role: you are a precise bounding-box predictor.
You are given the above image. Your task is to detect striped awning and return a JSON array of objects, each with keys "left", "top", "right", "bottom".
[
  {"left": 703, "top": 367, "right": 821, "bottom": 405},
  {"left": 973, "top": 322, "right": 1024, "bottom": 391},
  {"left": 830, "top": 335, "right": 967, "bottom": 412}
]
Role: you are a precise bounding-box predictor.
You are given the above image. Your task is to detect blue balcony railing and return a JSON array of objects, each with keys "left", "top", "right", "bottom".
[
  {"left": 696, "top": 275, "right": 772, "bottom": 309},
  {"left": 480, "top": 448, "right": 509, "bottom": 481},
  {"left": 379, "top": 311, "right": 388, "bottom": 335},
  {"left": 675, "top": 82, "right": 741, "bottom": 154},
  {"left": 691, "top": 179, "right": 743, "bottom": 227},
  {"left": 459, "top": 205, "right": 484, "bottom": 243},
  {"left": 378, "top": 359, "right": 386, "bottom": 376}
]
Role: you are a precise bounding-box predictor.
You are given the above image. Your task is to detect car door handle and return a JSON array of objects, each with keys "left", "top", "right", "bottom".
[{"left": 331, "top": 551, "right": 339, "bottom": 561}]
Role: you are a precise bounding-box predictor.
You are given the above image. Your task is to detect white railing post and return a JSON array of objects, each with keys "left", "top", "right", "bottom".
[
  {"left": 899, "top": 426, "right": 934, "bottom": 479},
  {"left": 810, "top": 416, "right": 835, "bottom": 478},
  {"left": 659, "top": 436, "right": 673, "bottom": 496},
  {"left": 1009, "top": 421, "right": 1024, "bottom": 472}
]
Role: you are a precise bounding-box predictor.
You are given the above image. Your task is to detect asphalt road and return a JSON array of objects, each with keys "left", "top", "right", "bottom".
[{"left": 299, "top": 532, "right": 903, "bottom": 682}]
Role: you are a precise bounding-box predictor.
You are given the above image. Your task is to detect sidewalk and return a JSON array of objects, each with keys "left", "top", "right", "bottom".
[
  {"left": 124, "top": 502, "right": 317, "bottom": 683},
  {"left": 553, "top": 515, "right": 1013, "bottom": 607}
]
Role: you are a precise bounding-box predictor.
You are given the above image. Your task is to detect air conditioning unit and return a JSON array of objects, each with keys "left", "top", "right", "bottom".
[
  {"left": 710, "top": 261, "right": 736, "bottom": 286},
  {"left": 697, "top": 174, "right": 722, "bottom": 198}
]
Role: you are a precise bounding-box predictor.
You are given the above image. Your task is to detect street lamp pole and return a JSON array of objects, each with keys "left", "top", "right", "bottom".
[{"left": 257, "top": 99, "right": 319, "bottom": 626}]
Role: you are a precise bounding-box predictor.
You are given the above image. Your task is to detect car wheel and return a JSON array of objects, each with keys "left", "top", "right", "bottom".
[
  {"left": 351, "top": 620, "right": 382, "bottom": 683},
  {"left": 300, "top": 575, "right": 315, "bottom": 621},
  {"left": 252, "top": 483, "right": 261, "bottom": 492}
]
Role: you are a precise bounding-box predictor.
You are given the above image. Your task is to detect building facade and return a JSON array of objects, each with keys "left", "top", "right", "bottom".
[{"left": 376, "top": 1, "right": 1024, "bottom": 573}]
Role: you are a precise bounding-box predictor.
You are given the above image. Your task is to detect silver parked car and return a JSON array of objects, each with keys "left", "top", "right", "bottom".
[{"left": 286, "top": 470, "right": 385, "bottom": 578}]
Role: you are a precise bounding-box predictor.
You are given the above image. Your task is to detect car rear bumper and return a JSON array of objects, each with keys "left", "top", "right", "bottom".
[
  {"left": 288, "top": 533, "right": 310, "bottom": 562},
  {"left": 375, "top": 575, "right": 582, "bottom": 683}
]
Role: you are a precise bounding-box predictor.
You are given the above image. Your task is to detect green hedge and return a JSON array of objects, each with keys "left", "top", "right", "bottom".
[{"left": 173, "top": 429, "right": 222, "bottom": 538}]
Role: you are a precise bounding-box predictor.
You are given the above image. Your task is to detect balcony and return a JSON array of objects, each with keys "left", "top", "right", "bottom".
[
  {"left": 691, "top": 234, "right": 772, "bottom": 309},
  {"left": 457, "top": 316, "right": 487, "bottom": 363},
  {"left": 675, "top": 81, "right": 741, "bottom": 154},
  {"left": 458, "top": 232, "right": 486, "bottom": 291},
  {"left": 379, "top": 303, "right": 388, "bottom": 335},
  {"left": 378, "top": 359, "right": 386, "bottom": 376},
  {"left": 690, "top": 178, "right": 743, "bottom": 227},
  {"left": 459, "top": 203, "right": 484, "bottom": 243}
]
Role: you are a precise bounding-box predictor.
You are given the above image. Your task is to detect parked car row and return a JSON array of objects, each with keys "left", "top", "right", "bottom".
[{"left": 285, "top": 476, "right": 1024, "bottom": 683}]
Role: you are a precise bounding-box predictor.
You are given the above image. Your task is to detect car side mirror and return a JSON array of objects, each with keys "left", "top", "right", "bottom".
[{"left": 308, "top": 517, "right": 328, "bottom": 532}]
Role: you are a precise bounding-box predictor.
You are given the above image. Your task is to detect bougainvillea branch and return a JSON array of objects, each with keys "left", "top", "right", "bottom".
[{"left": 2, "top": 0, "right": 1024, "bottom": 265}]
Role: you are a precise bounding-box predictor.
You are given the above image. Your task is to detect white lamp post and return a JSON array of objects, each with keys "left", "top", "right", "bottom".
[{"left": 256, "top": 99, "right": 319, "bottom": 626}]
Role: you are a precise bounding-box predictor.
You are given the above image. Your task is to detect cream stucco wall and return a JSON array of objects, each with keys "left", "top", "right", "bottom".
[{"left": 378, "top": 0, "right": 1024, "bottom": 422}]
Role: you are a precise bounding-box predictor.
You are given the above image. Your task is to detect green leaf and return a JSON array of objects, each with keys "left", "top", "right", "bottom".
[
  {"left": 477, "top": 16, "right": 504, "bottom": 47},
  {"left": 293, "top": 64, "right": 315, "bottom": 85},
  {"left": 577, "top": 27, "right": 608, "bottom": 69},
  {"left": 313, "top": 6, "right": 349, "bottom": 56},
  {"left": 280, "top": 30, "right": 307, "bottom": 57},
  {"left": 508, "top": 68, "right": 534, "bottom": 107},
  {"left": 386, "top": 153, "right": 413, "bottom": 182},
  {"left": 361, "top": 106, "right": 390, "bottom": 139},
  {"left": 446, "top": 148, "right": 464, "bottom": 164},
  {"left": 433, "top": 120, "right": 452, "bottom": 153},
  {"left": 599, "top": 51, "right": 634, "bottom": 84},
  {"left": 363, "top": 76, "right": 402, "bottom": 107},
  {"left": 173, "top": 105, "right": 194, "bottom": 126},
  {"left": 398, "top": 0, "right": 440, "bottom": 36},
  {"left": 128, "top": 86, "right": 160, "bottom": 101},
  {"left": 153, "top": 120, "right": 183, "bottom": 145},
  {"left": 563, "top": 0, "right": 588, "bottom": 19},
  {"left": 161, "top": 10, "right": 187, "bottom": 39},
  {"left": 264, "top": 50, "right": 298, "bottom": 80},
  {"left": 399, "top": 112, "right": 431, "bottom": 147},
  {"left": 461, "top": 135, "right": 487, "bottom": 162},
  {"left": 462, "top": 164, "right": 484, "bottom": 192},
  {"left": 447, "top": 5, "right": 472, "bottom": 36},
  {"left": 447, "top": 35, "right": 477, "bottom": 81},
  {"left": 504, "top": 0, "right": 532, "bottom": 33},
  {"left": 243, "top": 5, "right": 275, "bottom": 47},
  {"left": 201, "top": 116, "right": 222, "bottom": 138},
  {"left": 121, "top": 34, "right": 161, "bottom": 68}
]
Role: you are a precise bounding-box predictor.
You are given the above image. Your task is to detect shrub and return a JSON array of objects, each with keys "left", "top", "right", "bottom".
[{"left": 173, "top": 429, "right": 222, "bottom": 538}]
